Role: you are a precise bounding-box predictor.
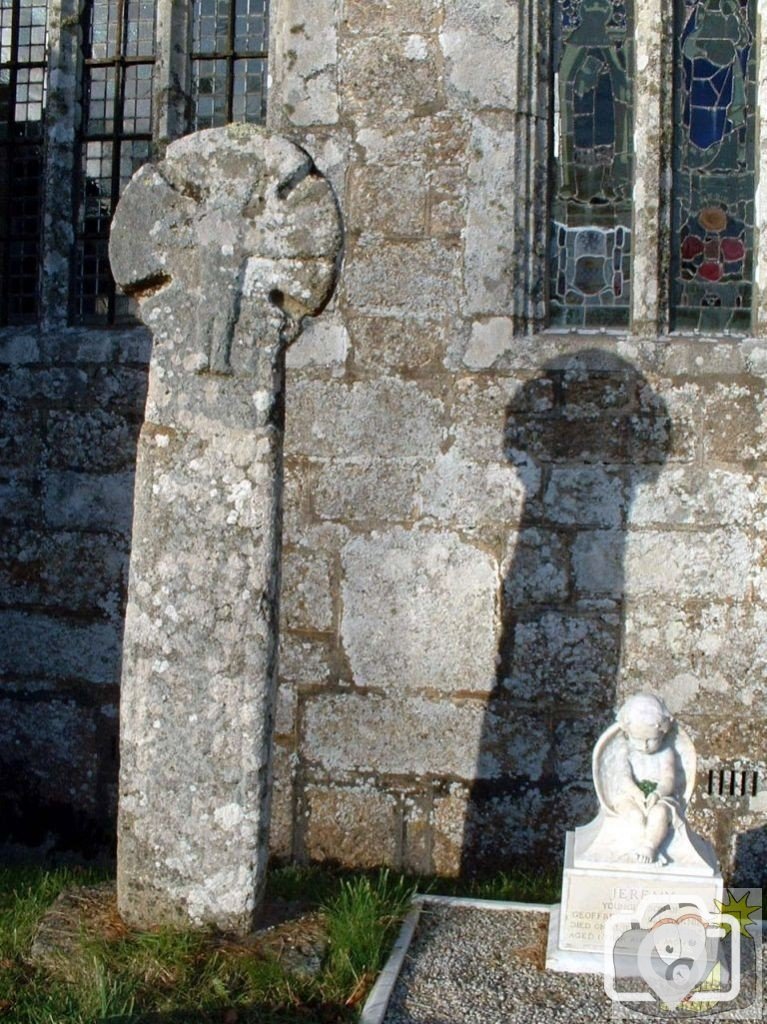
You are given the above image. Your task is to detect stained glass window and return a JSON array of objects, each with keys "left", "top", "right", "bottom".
[
  {"left": 672, "top": 0, "right": 756, "bottom": 332},
  {"left": 550, "top": 0, "right": 634, "bottom": 328},
  {"left": 0, "top": 0, "right": 48, "bottom": 324}
]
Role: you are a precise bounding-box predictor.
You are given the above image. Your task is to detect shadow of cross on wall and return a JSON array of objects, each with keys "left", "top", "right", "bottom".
[{"left": 461, "top": 348, "right": 673, "bottom": 876}]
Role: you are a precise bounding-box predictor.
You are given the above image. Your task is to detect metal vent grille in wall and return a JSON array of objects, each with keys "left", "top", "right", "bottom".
[{"left": 703, "top": 767, "right": 762, "bottom": 809}]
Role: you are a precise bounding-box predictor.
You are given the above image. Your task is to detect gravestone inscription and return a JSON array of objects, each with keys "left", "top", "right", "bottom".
[
  {"left": 547, "top": 693, "right": 722, "bottom": 971},
  {"left": 109, "top": 125, "right": 342, "bottom": 933}
]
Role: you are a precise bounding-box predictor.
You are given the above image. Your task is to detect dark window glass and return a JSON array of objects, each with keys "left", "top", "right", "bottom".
[
  {"left": 191, "top": 0, "right": 268, "bottom": 128},
  {"left": 73, "top": 0, "right": 156, "bottom": 324},
  {"left": 550, "top": 0, "right": 634, "bottom": 328},
  {"left": 0, "top": 1, "right": 269, "bottom": 326},
  {"left": 672, "top": 0, "right": 756, "bottom": 332},
  {"left": 0, "top": 0, "right": 47, "bottom": 324}
]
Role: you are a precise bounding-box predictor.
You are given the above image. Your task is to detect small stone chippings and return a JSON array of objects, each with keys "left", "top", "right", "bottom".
[{"left": 382, "top": 905, "right": 766, "bottom": 1024}]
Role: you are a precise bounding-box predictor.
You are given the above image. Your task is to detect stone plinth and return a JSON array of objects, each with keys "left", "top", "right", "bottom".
[
  {"left": 109, "top": 125, "right": 341, "bottom": 933},
  {"left": 547, "top": 832, "right": 723, "bottom": 973}
]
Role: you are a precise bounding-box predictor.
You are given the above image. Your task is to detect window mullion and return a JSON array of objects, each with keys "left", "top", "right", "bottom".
[
  {"left": 631, "top": 0, "right": 673, "bottom": 335},
  {"left": 154, "top": 0, "right": 191, "bottom": 148},
  {"left": 0, "top": 0, "right": 22, "bottom": 326},
  {"left": 105, "top": 0, "right": 129, "bottom": 323},
  {"left": 226, "top": 0, "right": 235, "bottom": 122}
]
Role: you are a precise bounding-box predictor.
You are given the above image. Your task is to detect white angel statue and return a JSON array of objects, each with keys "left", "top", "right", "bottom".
[{"left": 574, "top": 693, "right": 717, "bottom": 873}]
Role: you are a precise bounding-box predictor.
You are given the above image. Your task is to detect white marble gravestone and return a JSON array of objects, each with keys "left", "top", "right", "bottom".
[
  {"left": 547, "top": 694, "right": 723, "bottom": 972},
  {"left": 109, "top": 125, "right": 342, "bottom": 933}
]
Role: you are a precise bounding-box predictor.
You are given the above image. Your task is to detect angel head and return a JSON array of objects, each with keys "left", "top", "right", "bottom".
[{"left": 617, "top": 694, "right": 674, "bottom": 754}]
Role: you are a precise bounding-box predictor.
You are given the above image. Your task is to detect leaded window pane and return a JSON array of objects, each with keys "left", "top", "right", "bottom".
[
  {"left": 550, "top": 0, "right": 634, "bottom": 328},
  {"left": 672, "top": 0, "right": 756, "bottom": 332},
  {"left": 71, "top": 0, "right": 269, "bottom": 325},
  {"left": 191, "top": 0, "right": 268, "bottom": 128},
  {"left": 73, "top": 0, "right": 156, "bottom": 325},
  {"left": 0, "top": 0, "right": 47, "bottom": 324}
]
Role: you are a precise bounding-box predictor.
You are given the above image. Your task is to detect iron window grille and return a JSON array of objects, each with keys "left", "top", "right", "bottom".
[
  {"left": 0, "top": 0, "right": 269, "bottom": 329},
  {"left": 0, "top": 0, "right": 48, "bottom": 324}
]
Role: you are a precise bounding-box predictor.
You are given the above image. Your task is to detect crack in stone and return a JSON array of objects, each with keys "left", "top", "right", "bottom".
[
  {"left": 276, "top": 155, "right": 314, "bottom": 200},
  {"left": 121, "top": 271, "right": 172, "bottom": 299}
]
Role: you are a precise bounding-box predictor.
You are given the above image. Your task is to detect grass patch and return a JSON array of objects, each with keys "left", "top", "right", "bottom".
[
  {"left": 321, "top": 871, "right": 413, "bottom": 1004},
  {"left": 0, "top": 865, "right": 414, "bottom": 1023},
  {"left": 0, "top": 866, "right": 111, "bottom": 1022},
  {"left": 0, "top": 863, "right": 556, "bottom": 1022}
]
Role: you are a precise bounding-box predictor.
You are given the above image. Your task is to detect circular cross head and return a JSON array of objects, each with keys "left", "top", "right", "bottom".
[{"left": 109, "top": 124, "right": 343, "bottom": 377}]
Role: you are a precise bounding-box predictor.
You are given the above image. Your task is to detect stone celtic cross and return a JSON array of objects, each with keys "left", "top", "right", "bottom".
[{"left": 109, "top": 125, "right": 341, "bottom": 933}]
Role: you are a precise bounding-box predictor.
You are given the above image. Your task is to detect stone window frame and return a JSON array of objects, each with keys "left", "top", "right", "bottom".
[
  {"left": 528, "top": 1, "right": 767, "bottom": 338},
  {"left": 26, "top": 0, "right": 269, "bottom": 331}
]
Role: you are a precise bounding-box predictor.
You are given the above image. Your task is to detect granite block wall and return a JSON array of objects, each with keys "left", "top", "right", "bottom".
[
  {"left": 0, "top": 329, "right": 148, "bottom": 856},
  {"left": 273, "top": 329, "right": 767, "bottom": 881},
  {"left": 265, "top": 0, "right": 767, "bottom": 881}
]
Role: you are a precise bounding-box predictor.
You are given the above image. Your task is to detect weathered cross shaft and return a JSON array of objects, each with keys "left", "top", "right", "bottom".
[{"left": 109, "top": 125, "right": 342, "bottom": 933}]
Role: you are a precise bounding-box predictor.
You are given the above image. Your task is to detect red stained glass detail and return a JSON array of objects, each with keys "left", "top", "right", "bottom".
[
  {"left": 699, "top": 261, "right": 723, "bottom": 282},
  {"left": 681, "top": 235, "right": 704, "bottom": 259},
  {"left": 720, "top": 237, "right": 745, "bottom": 262}
]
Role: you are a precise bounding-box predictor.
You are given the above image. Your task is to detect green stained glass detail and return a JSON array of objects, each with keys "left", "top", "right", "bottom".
[
  {"left": 672, "top": 0, "right": 756, "bottom": 332},
  {"left": 550, "top": 0, "right": 634, "bottom": 328}
]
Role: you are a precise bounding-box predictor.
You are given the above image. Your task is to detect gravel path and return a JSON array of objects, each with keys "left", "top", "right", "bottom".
[{"left": 382, "top": 904, "right": 765, "bottom": 1024}]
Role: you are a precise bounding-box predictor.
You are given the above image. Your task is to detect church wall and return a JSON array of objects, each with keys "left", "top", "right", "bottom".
[{"left": 266, "top": 0, "right": 767, "bottom": 881}]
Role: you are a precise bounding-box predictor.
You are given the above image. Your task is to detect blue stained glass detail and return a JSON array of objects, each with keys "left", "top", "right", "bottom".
[
  {"left": 574, "top": 67, "right": 615, "bottom": 149},
  {"left": 681, "top": 0, "right": 751, "bottom": 156},
  {"left": 672, "top": 0, "right": 755, "bottom": 332}
]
